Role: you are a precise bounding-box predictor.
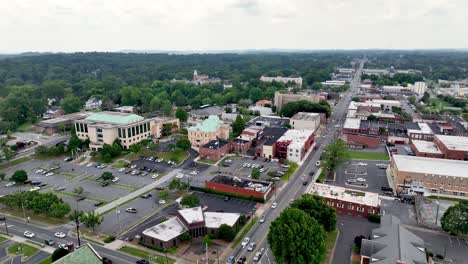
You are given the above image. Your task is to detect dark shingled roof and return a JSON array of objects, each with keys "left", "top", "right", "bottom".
[{"left": 201, "top": 139, "right": 230, "bottom": 149}]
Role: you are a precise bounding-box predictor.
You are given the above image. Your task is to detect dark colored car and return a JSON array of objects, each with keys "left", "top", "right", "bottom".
[
  {"left": 94, "top": 201, "right": 104, "bottom": 206},
  {"left": 141, "top": 193, "right": 152, "bottom": 199},
  {"left": 102, "top": 257, "right": 112, "bottom": 264},
  {"left": 39, "top": 183, "right": 47, "bottom": 187},
  {"left": 224, "top": 196, "right": 230, "bottom": 202},
  {"left": 0, "top": 215, "right": 5, "bottom": 221},
  {"left": 136, "top": 259, "right": 150, "bottom": 264},
  {"left": 44, "top": 239, "right": 55, "bottom": 246},
  {"left": 77, "top": 196, "right": 86, "bottom": 201},
  {"left": 237, "top": 256, "right": 247, "bottom": 264},
  {"left": 102, "top": 182, "right": 109, "bottom": 187},
  {"left": 302, "top": 181, "right": 308, "bottom": 186}
]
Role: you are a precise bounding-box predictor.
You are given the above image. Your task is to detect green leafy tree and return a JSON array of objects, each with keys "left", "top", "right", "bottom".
[
  {"left": 162, "top": 123, "right": 173, "bottom": 136},
  {"left": 0, "top": 172, "right": 5, "bottom": 181},
  {"left": 268, "top": 207, "right": 326, "bottom": 264},
  {"left": 441, "top": 201, "right": 468, "bottom": 235},
  {"left": 251, "top": 168, "right": 261, "bottom": 179},
  {"left": 176, "top": 138, "right": 191, "bottom": 150},
  {"left": 321, "top": 139, "right": 350, "bottom": 176},
  {"left": 281, "top": 100, "right": 331, "bottom": 118},
  {"left": 232, "top": 115, "right": 245, "bottom": 136},
  {"left": 2, "top": 147, "right": 14, "bottom": 161},
  {"left": 1, "top": 191, "right": 70, "bottom": 217},
  {"left": 51, "top": 248, "right": 69, "bottom": 262},
  {"left": 10, "top": 170, "right": 28, "bottom": 183},
  {"left": 168, "top": 179, "right": 182, "bottom": 190},
  {"left": 351, "top": 97, "right": 360, "bottom": 102},
  {"left": 291, "top": 194, "right": 336, "bottom": 232},
  {"left": 101, "top": 172, "right": 114, "bottom": 182},
  {"left": 216, "top": 224, "right": 236, "bottom": 241},
  {"left": 408, "top": 96, "right": 416, "bottom": 105},
  {"left": 159, "top": 189, "right": 169, "bottom": 200},
  {"left": 175, "top": 108, "right": 188, "bottom": 122},
  {"left": 61, "top": 95, "right": 82, "bottom": 114},
  {"left": 80, "top": 211, "right": 103, "bottom": 232},
  {"left": 68, "top": 210, "right": 84, "bottom": 222},
  {"left": 367, "top": 115, "right": 378, "bottom": 121},
  {"left": 179, "top": 231, "right": 192, "bottom": 242},
  {"left": 202, "top": 234, "right": 212, "bottom": 246},
  {"left": 180, "top": 194, "right": 200, "bottom": 207}
]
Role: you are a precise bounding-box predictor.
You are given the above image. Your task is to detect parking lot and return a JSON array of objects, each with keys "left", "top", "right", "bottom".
[
  {"left": 219, "top": 156, "right": 284, "bottom": 181},
  {"left": 193, "top": 192, "right": 257, "bottom": 215},
  {"left": 332, "top": 160, "right": 391, "bottom": 193}
]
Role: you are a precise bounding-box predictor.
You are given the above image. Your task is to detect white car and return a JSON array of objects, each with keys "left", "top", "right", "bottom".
[
  {"left": 151, "top": 174, "right": 159, "bottom": 179},
  {"left": 356, "top": 178, "right": 366, "bottom": 182},
  {"left": 111, "top": 177, "right": 120, "bottom": 183},
  {"left": 5, "top": 182, "right": 15, "bottom": 187},
  {"left": 253, "top": 248, "right": 265, "bottom": 261},
  {"left": 357, "top": 162, "right": 367, "bottom": 166},
  {"left": 259, "top": 216, "right": 266, "bottom": 223},
  {"left": 46, "top": 172, "right": 54, "bottom": 176},
  {"left": 175, "top": 173, "right": 184, "bottom": 179},
  {"left": 347, "top": 179, "right": 357, "bottom": 183},
  {"left": 54, "top": 232, "right": 66, "bottom": 238},
  {"left": 190, "top": 171, "right": 198, "bottom": 175},
  {"left": 315, "top": 161, "right": 321, "bottom": 167},
  {"left": 35, "top": 169, "right": 44, "bottom": 174},
  {"left": 86, "top": 163, "right": 94, "bottom": 167},
  {"left": 118, "top": 168, "right": 125, "bottom": 172},
  {"left": 241, "top": 237, "right": 250, "bottom": 248},
  {"left": 158, "top": 200, "right": 166, "bottom": 205},
  {"left": 271, "top": 202, "right": 278, "bottom": 209},
  {"left": 23, "top": 231, "right": 35, "bottom": 238},
  {"left": 30, "top": 186, "right": 40, "bottom": 192}
]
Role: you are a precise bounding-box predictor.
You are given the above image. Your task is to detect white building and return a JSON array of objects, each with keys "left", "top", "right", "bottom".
[
  {"left": 260, "top": 76, "right": 303, "bottom": 86},
  {"left": 290, "top": 112, "right": 321, "bottom": 132},
  {"left": 84, "top": 97, "right": 102, "bottom": 110},
  {"left": 367, "top": 99, "right": 401, "bottom": 111},
  {"left": 277, "top": 129, "right": 314, "bottom": 163},
  {"left": 321, "top": 80, "right": 346, "bottom": 86},
  {"left": 409, "top": 82, "right": 427, "bottom": 96}
]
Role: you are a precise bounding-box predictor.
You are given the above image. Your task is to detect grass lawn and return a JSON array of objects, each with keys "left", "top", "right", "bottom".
[
  {"left": 111, "top": 159, "right": 130, "bottom": 169},
  {"left": 280, "top": 161, "right": 298, "bottom": 181},
  {"left": 197, "top": 158, "right": 217, "bottom": 165},
  {"left": 38, "top": 256, "right": 52, "bottom": 264},
  {"left": 346, "top": 151, "right": 389, "bottom": 161},
  {"left": 316, "top": 169, "right": 327, "bottom": 183},
  {"left": 0, "top": 156, "right": 31, "bottom": 170},
  {"left": 155, "top": 149, "right": 189, "bottom": 164},
  {"left": 0, "top": 236, "right": 8, "bottom": 243},
  {"left": 427, "top": 195, "right": 465, "bottom": 203},
  {"left": 232, "top": 218, "right": 258, "bottom": 249},
  {"left": 119, "top": 246, "right": 175, "bottom": 264},
  {"left": 7, "top": 242, "right": 39, "bottom": 258},
  {"left": 323, "top": 229, "right": 338, "bottom": 264},
  {"left": 56, "top": 191, "right": 107, "bottom": 203},
  {"left": 0, "top": 207, "right": 69, "bottom": 226},
  {"left": 16, "top": 122, "right": 34, "bottom": 132}
]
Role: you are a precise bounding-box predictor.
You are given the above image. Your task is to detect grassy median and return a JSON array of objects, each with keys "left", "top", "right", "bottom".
[{"left": 346, "top": 151, "right": 389, "bottom": 161}]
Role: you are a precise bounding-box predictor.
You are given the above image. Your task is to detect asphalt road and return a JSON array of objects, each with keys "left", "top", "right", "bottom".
[{"left": 233, "top": 60, "right": 365, "bottom": 263}]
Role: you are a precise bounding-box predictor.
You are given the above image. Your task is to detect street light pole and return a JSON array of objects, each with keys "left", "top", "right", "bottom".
[
  {"left": 21, "top": 202, "right": 27, "bottom": 223},
  {"left": 116, "top": 209, "right": 122, "bottom": 235}
]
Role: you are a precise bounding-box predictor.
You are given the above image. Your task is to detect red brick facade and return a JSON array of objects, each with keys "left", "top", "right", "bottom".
[
  {"left": 342, "top": 134, "right": 382, "bottom": 148},
  {"left": 323, "top": 197, "right": 380, "bottom": 218},
  {"left": 205, "top": 180, "right": 271, "bottom": 200},
  {"left": 433, "top": 136, "right": 468, "bottom": 160},
  {"left": 199, "top": 143, "right": 231, "bottom": 161},
  {"left": 410, "top": 142, "right": 444, "bottom": 159}
]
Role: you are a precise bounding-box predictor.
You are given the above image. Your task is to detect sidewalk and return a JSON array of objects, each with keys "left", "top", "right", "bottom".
[
  {"left": 94, "top": 168, "right": 181, "bottom": 215},
  {"left": 9, "top": 235, "right": 55, "bottom": 254}
]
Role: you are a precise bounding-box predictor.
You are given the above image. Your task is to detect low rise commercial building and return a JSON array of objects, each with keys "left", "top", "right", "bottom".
[
  {"left": 206, "top": 175, "right": 273, "bottom": 201},
  {"left": 141, "top": 206, "right": 240, "bottom": 248},
  {"left": 190, "top": 106, "right": 224, "bottom": 119},
  {"left": 321, "top": 80, "right": 346, "bottom": 86},
  {"left": 309, "top": 183, "right": 380, "bottom": 217},
  {"left": 433, "top": 134, "right": 468, "bottom": 160},
  {"left": 410, "top": 140, "right": 444, "bottom": 158},
  {"left": 275, "top": 129, "right": 314, "bottom": 162},
  {"left": 36, "top": 112, "right": 90, "bottom": 135},
  {"left": 199, "top": 140, "right": 231, "bottom": 161},
  {"left": 290, "top": 112, "right": 321, "bottom": 131},
  {"left": 390, "top": 155, "right": 468, "bottom": 197},
  {"left": 188, "top": 115, "right": 230, "bottom": 149},
  {"left": 254, "top": 127, "right": 288, "bottom": 158}
]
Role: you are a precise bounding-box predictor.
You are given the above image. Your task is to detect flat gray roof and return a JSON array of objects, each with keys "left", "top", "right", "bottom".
[{"left": 393, "top": 155, "right": 468, "bottom": 178}]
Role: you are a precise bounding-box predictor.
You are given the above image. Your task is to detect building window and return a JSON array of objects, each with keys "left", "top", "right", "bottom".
[
  {"left": 84, "top": 124, "right": 88, "bottom": 133},
  {"left": 80, "top": 123, "right": 84, "bottom": 132},
  {"left": 357, "top": 207, "right": 364, "bottom": 212},
  {"left": 368, "top": 209, "right": 374, "bottom": 214},
  {"left": 128, "top": 128, "right": 132, "bottom": 137},
  {"left": 132, "top": 127, "right": 136, "bottom": 137},
  {"left": 337, "top": 203, "right": 344, "bottom": 208},
  {"left": 118, "top": 128, "right": 122, "bottom": 138},
  {"left": 75, "top": 123, "right": 80, "bottom": 132},
  {"left": 347, "top": 205, "right": 354, "bottom": 210},
  {"left": 136, "top": 125, "right": 140, "bottom": 135},
  {"left": 122, "top": 128, "right": 126, "bottom": 138}
]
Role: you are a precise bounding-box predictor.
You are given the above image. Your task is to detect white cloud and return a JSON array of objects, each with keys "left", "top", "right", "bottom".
[{"left": 0, "top": 0, "right": 467, "bottom": 52}]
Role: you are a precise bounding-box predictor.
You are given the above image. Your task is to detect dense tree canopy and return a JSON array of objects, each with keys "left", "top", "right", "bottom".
[
  {"left": 268, "top": 207, "right": 327, "bottom": 264},
  {"left": 291, "top": 194, "right": 336, "bottom": 232},
  {"left": 0, "top": 191, "right": 71, "bottom": 217},
  {"left": 10, "top": 170, "right": 28, "bottom": 183},
  {"left": 280, "top": 100, "right": 331, "bottom": 118},
  {"left": 441, "top": 201, "right": 468, "bottom": 235},
  {"left": 180, "top": 194, "right": 200, "bottom": 208},
  {"left": 321, "top": 139, "right": 350, "bottom": 175}
]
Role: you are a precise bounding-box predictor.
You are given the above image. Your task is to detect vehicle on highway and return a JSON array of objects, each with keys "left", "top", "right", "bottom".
[
  {"left": 94, "top": 201, "right": 104, "bottom": 206},
  {"left": 357, "top": 162, "right": 367, "bottom": 166},
  {"left": 54, "top": 232, "right": 66, "bottom": 238},
  {"left": 24, "top": 231, "right": 35, "bottom": 238},
  {"left": 271, "top": 202, "right": 278, "bottom": 209},
  {"left": 241, "top": 237, "right": 250, "bottom": 248},
  {"left": 44, "top": 239, "right": 55, "bottom": 246},
  {"left": 315, "top": 161, "right": 321, "bottom": 167},
  {"left": 259, "top": 215, "right": 265, "bottom": 223},
  {"left": 54, "top": 186, "right": 66, "bottom": 191},
  {"left": 136, "top": 259, "right": 150, "bottom": 264},
  {"left": 141, "top": 193, "right": 152, "bottom": 199},
  {"left": 111, "top": 177, "right": 120, "bottom": 183},
  {"left": 253, "top": 248, "right": 265, "bottom": 261},
  {"left": 5, "top": 182, "right": 15, "bottom": 187},
  {"left": 237, "top": 256, "right": 247, "bottom": 264},
  {"left": 151, "top": 174, "right": 159, "bottom": 179},
  {"left": 247, "top": 242, "right": 256, "bottom": 251},
  {"left": 126, "top": 207, "right": 137, "bottom": 213},
  {"left": 159, "top": 200, "right": 166, "bottom": 205},
  {"left": 30, "top": 186, "right": 41, "bottom": 192},
  {"left": 225, "top": 256, "right": 235, "bottom": 264},
  {"left": 101, "top": 182, "right": 110, "bottom": 187}
]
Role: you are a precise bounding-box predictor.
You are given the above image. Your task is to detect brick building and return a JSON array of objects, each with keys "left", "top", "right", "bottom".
[
  {"left": 275, "top": 129, "right": 314, "bottom": 162},
  {"left": 254, "top": 127, "right": 288, "bottom": 158},
  {"left": 433, "top": 134, "right": 468, "bottom": 160},
  {"left": 199, "top": 140, "right": 231, "bottom": 161},
  {"left": 309, "top": 183, "right": 380, "bottom": 218},
  {"left": 205, "top": 175, "right": 273, "bottom": 201},
  {"left": 410, "top": 140, "right": 444, "bottom": 159}
]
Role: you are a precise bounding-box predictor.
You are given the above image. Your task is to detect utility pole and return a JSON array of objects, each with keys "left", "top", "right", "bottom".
[
  {"left": 76, "top": 217, "right": 81, "bottom": 247},
  {"left": 116, "top": 209, "right": 122, "bottom": 235},
  {"left": 435, "top": 200, "right": 440, "bottom": 225},
  {"left": 0, "top": 217, "right": 8, "bottom": 235},
  {"left": 21, "top": 202, "right": 27, "bottom": 223}
]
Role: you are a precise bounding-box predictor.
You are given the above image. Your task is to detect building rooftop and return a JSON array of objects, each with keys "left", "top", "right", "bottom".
[
  {"left": 343, "top": 118, "right": 361, "bottom": 130},
  {"left": 142, "top": 217, "right": 187, "bottom": 242},
  {"left": 277, "top": 129, "right": 314, "bottom": 144},
  {"left": 310, "top": 183, "right": 380, "bottom": 207},
  {"left": 210, "top": 175, "right": 272, "bottom": 193},
  {"left": 412, "top": 140, "right": 442, "bottom": 154},
  {"left": 392, "top": 155, "right": 468, "bottom": 178},
  {"left": 52, "top": 243, "right": 102, "bottom": 264},
  {"left": 84, "top": 111, "right": 144, "bottom": 125},
  {"left": 291, "top": 112, "right": 320, "bottom": 121},
  {"left": 246, "top": 115, "right": 290, "bottom": 128},
  {"left": 256, "top": 99, "right": 272, "bottom": 105},
  {"left": 435, "top": 134, "right": 468, "bottom": 152},
  {"left": 204, "top": 212, "right": 240, "bottom": 229},
  {"left": 369, "top": 99, "right": 401, "bottom": 105},
  {"left": 202, "top": 139, "right": 230, "bottom": 149},
  {"left": 190, "top": 106, "right": 224, "bottom": 117},
  {"left": 178, "top": 206, "right": 205, "bottom": 224},
  {"left": 188, "top": 115, "right": 224, "bottom": 132},
  {"left": 360, "top": 215, "right": 427, "bottom": 264}
]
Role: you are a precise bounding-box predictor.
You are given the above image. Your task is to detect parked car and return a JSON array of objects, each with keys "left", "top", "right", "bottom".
[
  {"left": 225, "top": 256, "right": 235, "bottom": 264},
  {"left": 141, "top": 193, "right": 152, "bottom": 199},
  {"left": 5, "top": 182, "right": 15, "bottom": 187},
  {"left": 30, "top": 186, "right": 41, "bottom": 192},
  {"left": 158, "top": 200, "right": 166, "bottom": 204},
  {"left": 46, "top": 172, "right": 54, "bottom": 176},
  {"left": 86, "top": 163, "right": 94, "bottom": 167},
  {"left": 101, "top": 182, "right": 109, "bottom": 187},
  {"left": 111, "top": 177, "right": 120, "bottom": 183},
  {"left": 54, "top": 232, "right": 66, "bottom": 238},
  {"left": 302, "top": 181, "right": 308, "bottom": 186},
  {"left": 126, "top": 208, "right": 137, "bottom": 213},
  {"left": 77, "top": 196, "right": 86, "bottom": 201},
  {"left": 58, "top": 244, "right": 67, "bottom": 250},
  {"left": 44, "top": 239, "right": 55, "bottom": 246},
  {"left": 94, "top": 201, "right": 104, "bottom": 206},
  {"left": 151, "top": 174, "right": 159, "bottom": 179},
  {"left": 253, "top": 248, "right": 264, "bottom": 261},
  {"left": 54, "top": 186, "right": 66, "bottom": 191},
  {"left": 237, "top": 256, "right": 247, "bottom": 264},
  {"left": 136, "top": 259, "right": 150, "bottom": 264},
  {"left": 223, "top": 196, "right": 230, "bottom": 202},
  {"left": 118, "top": 168, "right": 126, "bottom": 172},
  {"left": 24, "top": 231, "right": 35, "bottom": 238}
]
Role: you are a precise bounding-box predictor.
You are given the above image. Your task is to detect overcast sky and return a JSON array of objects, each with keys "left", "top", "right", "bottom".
[{"left": 1, "top": 0, "right": 467, "bottom": 53}]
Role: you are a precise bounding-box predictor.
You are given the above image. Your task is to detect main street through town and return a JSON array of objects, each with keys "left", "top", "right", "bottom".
[{"left": 233, "top": 60, "right": 364, "bottom": 263}]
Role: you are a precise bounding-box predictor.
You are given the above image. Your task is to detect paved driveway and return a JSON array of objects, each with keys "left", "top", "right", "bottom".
[{"left": 332, "top": 160, "right": 391, "bottom": 193}]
